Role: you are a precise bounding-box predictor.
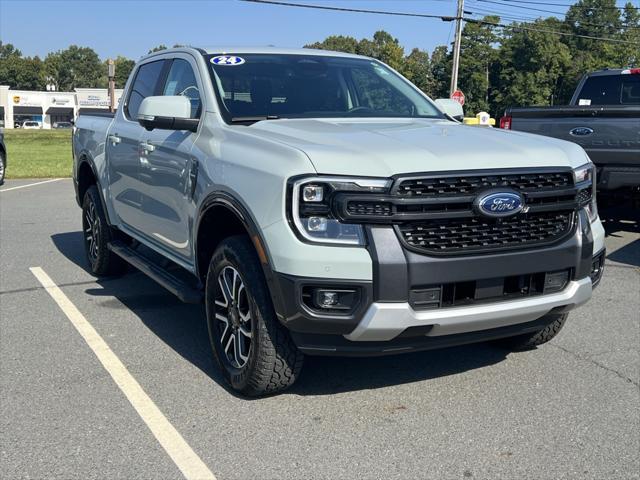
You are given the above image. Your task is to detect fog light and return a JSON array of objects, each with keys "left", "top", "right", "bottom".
[
  {"left": 590, "top": 252, "right": 605, "bottom": 287},
  {"left": 312, "top": 288, "right": 357, "bottom": 311},
  {"left": 302, "top": 185, "right": 324, "bottom": 202},
  {"left": 544, "top": 270, "right": 569, "bottom": 293},
  {"left": 306, "top": 216, "right": 328, "bottom": 232}
]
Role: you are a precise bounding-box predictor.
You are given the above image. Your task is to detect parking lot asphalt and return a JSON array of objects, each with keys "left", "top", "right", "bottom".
[{"left": 1, "top": 178, "right": 638, "bottom": 480}]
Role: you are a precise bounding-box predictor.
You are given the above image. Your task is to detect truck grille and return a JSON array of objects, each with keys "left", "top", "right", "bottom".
[
  {"left": 398, "top": 211, "right": 574, "bottom": 254},
  {"left": 396, "top": 172, "right": 573, "bottom": 197},
  {"left": 331, "top": 169, "right": 587, "bottom": 255}
]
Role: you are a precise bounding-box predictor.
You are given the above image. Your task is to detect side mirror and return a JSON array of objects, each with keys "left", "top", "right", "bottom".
[
  {"left": 435, "top": 99, "right": 464, "bottom": 122},
  {"left": 137, "top": 96, "right": 198, "bottom": 132}
]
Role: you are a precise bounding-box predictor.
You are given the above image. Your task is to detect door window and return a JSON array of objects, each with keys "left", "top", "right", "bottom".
[
  {"left": 162, "top": 59, "right": 202, "bottom": 118},
  {"left": 125, "top": 60, "right": 166, "bottom": 120}
]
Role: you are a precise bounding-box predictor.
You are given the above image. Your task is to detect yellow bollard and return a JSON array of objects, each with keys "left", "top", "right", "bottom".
[{"left": 463, "top": 112, "right": 496, "bottom": 127}]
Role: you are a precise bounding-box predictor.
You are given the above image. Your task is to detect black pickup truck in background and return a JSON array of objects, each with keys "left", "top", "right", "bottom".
[{"left": 500, "top": 69, "right": 640, "bottom": 196}]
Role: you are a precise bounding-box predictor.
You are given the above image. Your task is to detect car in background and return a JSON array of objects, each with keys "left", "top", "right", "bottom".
[
  {"left": 0, "top": 130, "right": 6, "bottom": 185},
  {"left": 22, "top": 121, "right": 42, "bottom": 129},
  {"left": 500, "top": 69, "right": 640, "bottom": 197},
  {"left": 53, "top": 121, "right": 73, "bottom": 129}
]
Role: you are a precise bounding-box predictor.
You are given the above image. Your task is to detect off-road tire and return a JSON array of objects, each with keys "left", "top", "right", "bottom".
[
  {"left": 0, "top": 150, "right": 5, "bottom": 185},
  {"left": 205, "top": 235, "right": 304, "bottom": 396},
  {"left": 82, "top": 185, "right": 126, "bottom": 276},
  {"left": 495, "top": 313, "right": 568, "bottom": 351}
]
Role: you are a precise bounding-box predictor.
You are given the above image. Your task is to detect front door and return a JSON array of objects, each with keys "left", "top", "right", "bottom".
[
  {"left": 137, "top": 57, "right": 203, "bottom": 264},
  {"left": 107, "top": 59, "right": 167, "bottom": 233}
]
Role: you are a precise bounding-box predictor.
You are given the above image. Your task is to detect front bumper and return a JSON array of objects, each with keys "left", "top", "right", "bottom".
[
  {"left": 270, "top": 210, "right": 604, "bottom": 355},
  {"left": 345, "top": 277, "right": 591, "bottom": 342},
  {"left": 596, "top": 165, "right": 640, "bottom": 190}
]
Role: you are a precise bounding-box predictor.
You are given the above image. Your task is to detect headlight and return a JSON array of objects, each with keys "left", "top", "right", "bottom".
[
  {"left": 573, "top": 162, "right": 593, "bottom": 184},
  {"left": 573, "top": 162, "right": 598, "bottom": 222},
  {"left": 289, "top": 176, "right": 392, "bottom": 245}
]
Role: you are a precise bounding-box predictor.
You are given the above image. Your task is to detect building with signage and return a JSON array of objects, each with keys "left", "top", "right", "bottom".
[{"left": 0, "top": 86, "right": 123, "bottom": 129}]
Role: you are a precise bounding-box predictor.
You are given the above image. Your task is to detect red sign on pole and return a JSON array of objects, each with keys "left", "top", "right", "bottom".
[{"left": 451, "top": 90, "right": 465, "bottom": 106}]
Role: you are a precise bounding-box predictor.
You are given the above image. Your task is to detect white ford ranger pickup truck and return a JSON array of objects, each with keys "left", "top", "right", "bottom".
[{"left": 72, "top": 47, "right": 605, "bottom": 396}]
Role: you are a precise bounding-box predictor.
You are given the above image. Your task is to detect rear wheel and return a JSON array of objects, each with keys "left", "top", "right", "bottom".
[
  {"left": 0, "top": 150, "right": 5, "bottom": 185},
  {"left": 82, "top": 185, "right": 126, "bottom": 276},
  {"left": 205, "top": 235, "right": 304, "bottom": 396},
  {"left": 495, "top": 313, "right": 568, "bottom": 351}
]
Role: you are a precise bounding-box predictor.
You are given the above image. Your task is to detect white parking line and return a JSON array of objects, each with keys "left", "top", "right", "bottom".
[
  {"left": 29, "top": 267, "right": 217, "bottom": 480},
  {"left": 0, "top": 178, "right": 63, "bottom": 192}
]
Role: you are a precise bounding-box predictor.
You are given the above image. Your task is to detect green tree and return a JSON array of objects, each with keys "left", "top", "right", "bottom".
[
  {"left": 561, "top": 0, "right": 627, "bottom": 99},
  {"left": 0, "top": 55, "right": 45, "bottom": 90},
  {"left": 0, "top": 43, "right": 45, "bottom": 89},
  {"left": 113, "top": 56, "right": 135, "bottom": 88},
  {"left": 358, "top": 31, "right": 405, "bottom": 70},
  {"left": 429, "top": 45, "right": 451, "bottom": 99},
  {"left": 0, "top": 41, "right": 22, "bottom": 59},
  {"left": 493, "top": 18, "right": 572, "bottom": 114},
  {"left": 45, "top": 45, "right": 104, "bottom": 91},
  {"left": 401, "top": 48, "right": 433, "bottom": 93},
  {"left": 617, "top": 2, "right": 640, "bottom": 67},
  {"left": 148, "top": 45, "right": 168, "bottom": 53},
  {"left": 305, "top": 35, "right": 359, "bottom": 54}
]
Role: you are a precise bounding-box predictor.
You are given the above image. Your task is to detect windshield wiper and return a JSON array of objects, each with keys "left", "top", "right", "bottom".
[{"left": 230, "top": 115, "right": 281, "bottom": 124}]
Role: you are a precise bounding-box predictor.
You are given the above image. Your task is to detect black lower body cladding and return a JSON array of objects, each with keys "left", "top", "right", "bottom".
[{"left": 270, "top": 210, "right": 597, "bottom": 356}]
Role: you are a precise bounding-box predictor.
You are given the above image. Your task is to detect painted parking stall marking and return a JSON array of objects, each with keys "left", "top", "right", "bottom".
[
  {"left": 29, "top": 267, "right": 217, "bottom": 480},
  {"left": 0, "top": 178, "right": 63, "bottom": 192}
]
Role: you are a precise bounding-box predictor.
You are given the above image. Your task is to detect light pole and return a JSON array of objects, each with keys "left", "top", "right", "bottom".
[{"left": 107, "top": 59, "right": 116, "bottom": 113}]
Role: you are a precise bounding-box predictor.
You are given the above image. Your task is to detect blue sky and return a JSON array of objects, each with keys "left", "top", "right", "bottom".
[{"left": 0, "top": 0, "right": 636, "bottom": 60}]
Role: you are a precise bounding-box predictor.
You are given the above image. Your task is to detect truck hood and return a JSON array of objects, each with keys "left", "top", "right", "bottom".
[{"left": 245, "top": 118, "right": 589, "bottom": 177}]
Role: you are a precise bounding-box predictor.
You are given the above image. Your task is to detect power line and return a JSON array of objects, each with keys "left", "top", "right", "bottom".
[
  {"left": 240, "top": 0, "right": 455, "bottom": 21},
  {"left": 497, "top": 0, "right": 638, "bottom": 10},
  {"left": 466, "top": 5, "right": 640, "bottom": 28},
  {"left": 472, "top": 0, "right": 568, "bottom": 15},
  {"left": 241, "top": 0, "right": 640, "bottom": 44},
  {"left": 468, "top": 17, "right": 640, "bottom": 42},
  {"left": 473, "top": 0, "right": 639, "bottom": 16}
]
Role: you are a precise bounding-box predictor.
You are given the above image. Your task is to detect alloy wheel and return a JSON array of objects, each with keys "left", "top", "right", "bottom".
[
  {"left": 83, "top": 199, "right": 99, "bottom": 263},
  {"left": 214, "top": 266, "right": 253, "bottom": 368}
]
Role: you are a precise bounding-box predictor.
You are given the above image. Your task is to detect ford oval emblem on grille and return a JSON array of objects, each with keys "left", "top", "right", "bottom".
[
  {"left": 570, "top": 127, "right": 594, "bottom": 136},
  {"left": 475, "top": 190, "right": 524, "bottom": 218}
]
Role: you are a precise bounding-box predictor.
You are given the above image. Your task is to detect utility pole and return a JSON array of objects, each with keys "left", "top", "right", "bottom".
[
  {"left": 107, "top": 59, "right": 116, "bottom": 113},
  {"left": 449, "top": 0, "right": 464, "bottom": 96}
]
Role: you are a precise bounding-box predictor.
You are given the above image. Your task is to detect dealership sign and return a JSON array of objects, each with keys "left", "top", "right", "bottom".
[
  {"left": 77, "top": 92, "right": 111, "bottom": 107},
  {"left": 12, "top": 95, "right": 41, "bottom": 107}
]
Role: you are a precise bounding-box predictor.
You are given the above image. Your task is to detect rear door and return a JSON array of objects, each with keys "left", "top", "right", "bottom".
[
  {"left": 136, "top": 55, "right": 203, "bottom": 264},
  {"left": 107, "top": 58, "right": 167, "bottom": 231}
]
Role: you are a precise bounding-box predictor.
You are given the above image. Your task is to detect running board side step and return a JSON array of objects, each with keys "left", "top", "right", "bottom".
[{"left": 108, "top": 240, "right": 203, "bottom": 304}]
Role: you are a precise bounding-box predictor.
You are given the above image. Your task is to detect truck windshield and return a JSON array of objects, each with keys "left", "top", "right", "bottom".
[
  {"left": 207, "top": 54, "right": 444, "bottom": 122},
  {"left": 577, "top": 74, "right": 640, "bottom": 105}
]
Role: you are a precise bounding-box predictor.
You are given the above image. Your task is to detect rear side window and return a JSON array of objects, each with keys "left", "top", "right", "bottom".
[
  {"left": 577, "top": 74, "right": 640, "bottom": 105},
  {"left": 126, "top": 60, "right": 166, "bottom": 120},
  {"left": 162, "top": 59, "right": 202, "bottom": 118}
]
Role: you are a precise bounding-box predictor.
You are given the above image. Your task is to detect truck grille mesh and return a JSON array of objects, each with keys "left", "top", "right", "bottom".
[
  {"left": 396, "top": 172, "right": 572, "bottom": 197},
  {"left": 398, "top": 211, "right": 574, "bottom": 254}
]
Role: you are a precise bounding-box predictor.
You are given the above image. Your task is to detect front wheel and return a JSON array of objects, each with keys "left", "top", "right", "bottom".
[
  {"left": 205, "top": 236, "right": 304, "bottom": 396},
  {"left": 494, "top": 313, "right": 568, "bottom": 351}
]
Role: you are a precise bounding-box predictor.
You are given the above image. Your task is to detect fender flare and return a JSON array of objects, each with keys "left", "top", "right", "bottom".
[
  {"left": 195, "top": 191, "right": 287, "bottom": 320},
  {"left": 76, "top": 153, "right": 113, "bottom": 225}
]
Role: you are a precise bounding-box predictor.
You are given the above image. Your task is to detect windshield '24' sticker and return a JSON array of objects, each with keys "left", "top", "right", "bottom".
[{"left": 211, "top": 56, "right": 245, "bottom": 66}]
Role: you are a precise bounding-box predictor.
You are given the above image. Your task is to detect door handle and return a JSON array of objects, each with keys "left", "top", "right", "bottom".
[
  {"left": 108, "top": 134, "right": 121, "bottom": 145},
  {"left": 140, "top": 141, "right": 155, "bottom": 153}
]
